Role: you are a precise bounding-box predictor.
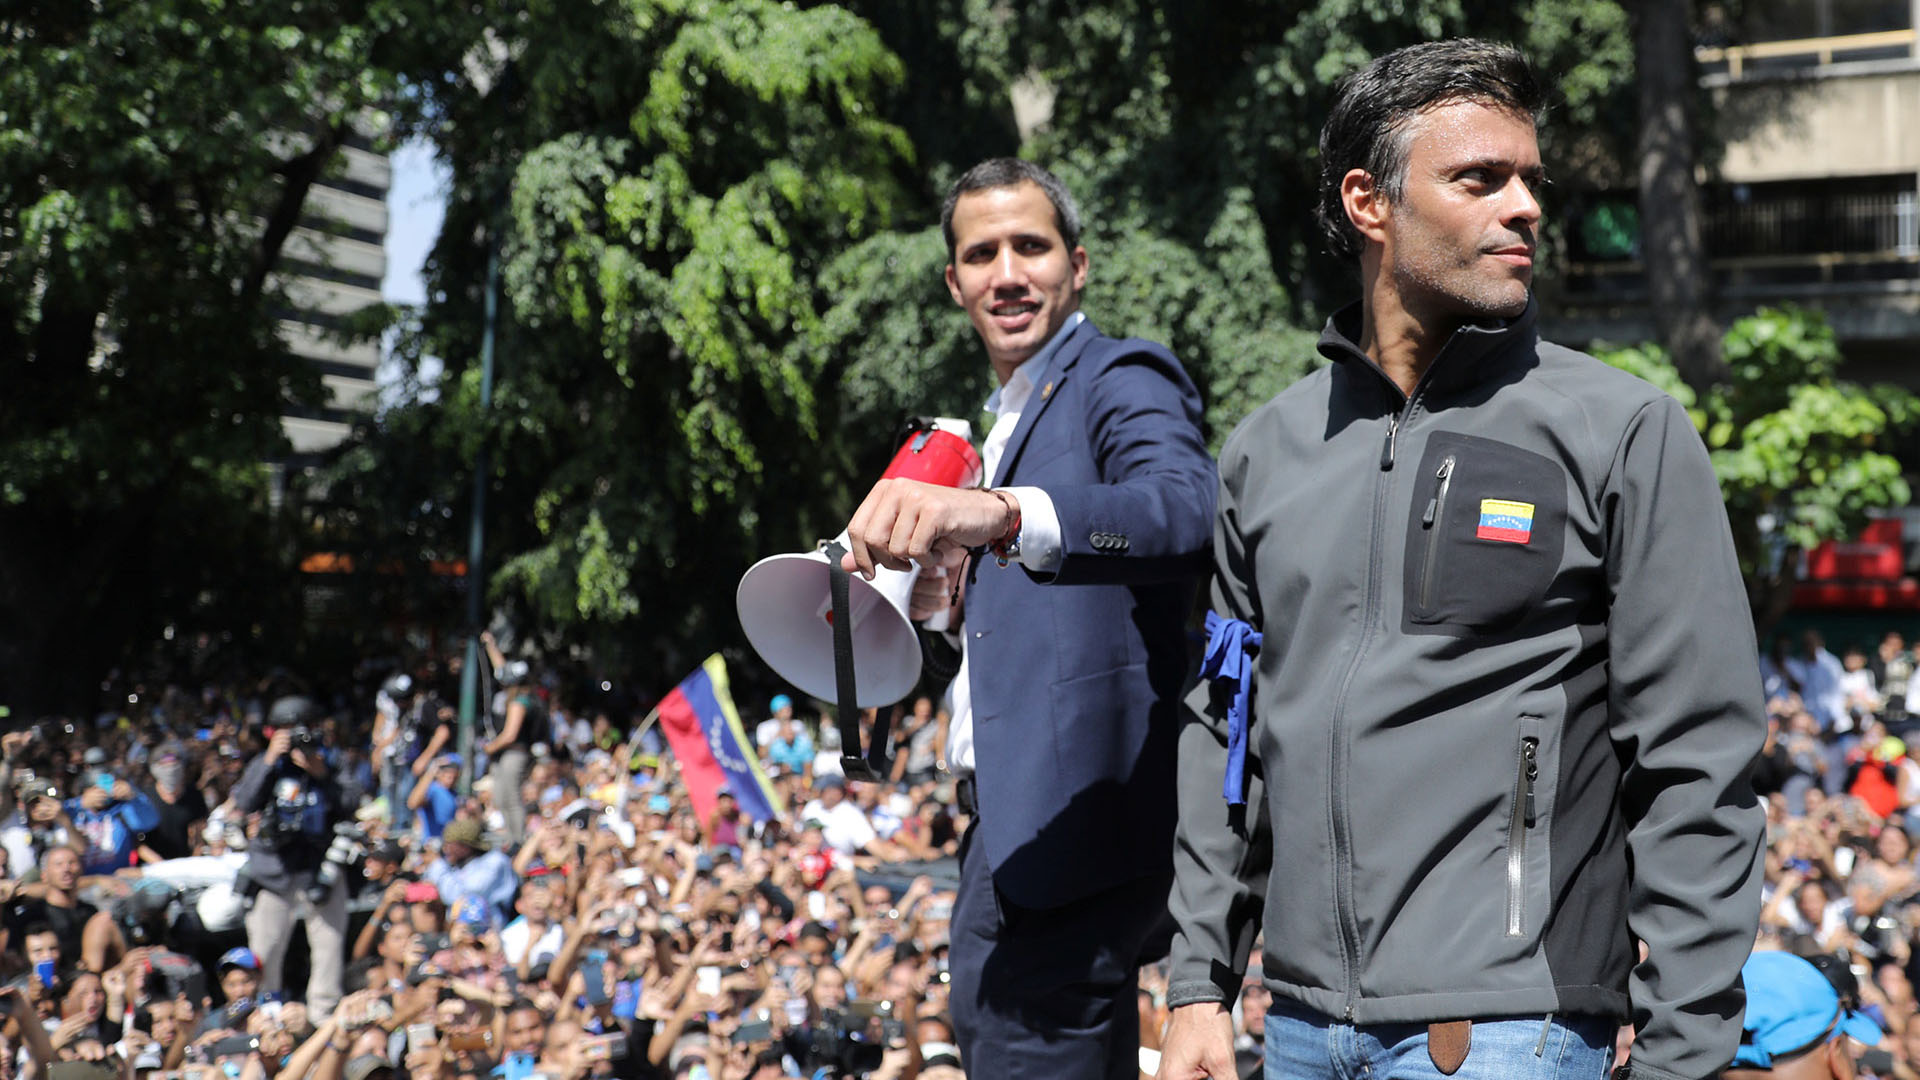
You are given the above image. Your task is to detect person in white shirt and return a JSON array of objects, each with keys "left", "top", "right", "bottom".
[
  {"left": 798, "top": 775, "right": 875, "bottom": 856},
  {"left": 498, "top": 870, "right": 566, "bottom": 970},
  {"left": 757, "top": 695, "right": 795, "bottom": 754}
]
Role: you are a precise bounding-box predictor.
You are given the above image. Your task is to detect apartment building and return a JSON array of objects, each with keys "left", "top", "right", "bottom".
[
  {"left": 1547, "top": 0, "right": 1920, "bottom": 378},
  {"left": 273, "top": 134, "right": 390, "bottom": 456}
]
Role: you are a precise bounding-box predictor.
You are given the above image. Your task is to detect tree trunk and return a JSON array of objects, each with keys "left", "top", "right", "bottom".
[
  {"left": 1749, "top": 545, "right": 1802, "bottom": 639},
  {"left": 1633, "top": 0, "right": 1726, "bottom": 396}
]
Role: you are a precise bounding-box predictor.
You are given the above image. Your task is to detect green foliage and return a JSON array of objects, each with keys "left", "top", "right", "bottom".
[
  {"left": 1597, "top": 307, "right": 1918, "bottom": 594},
  {"left": 0, "top": 0, "right": 490, "bottom": 709},
  {"left": 368, "top": 0, "right": 1657, "bottom": 694},
  {"left": 368, "top": 0, "right": 917, "bottom": 681}
]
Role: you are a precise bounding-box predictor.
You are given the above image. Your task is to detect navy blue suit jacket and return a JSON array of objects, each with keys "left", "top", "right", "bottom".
[{"left": 963, "top": 318, "right": 1216, "bottom": 910}]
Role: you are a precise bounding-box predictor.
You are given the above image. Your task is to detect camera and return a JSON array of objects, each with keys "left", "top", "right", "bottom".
[
  {"left": 288, "top": 726, "right": 319, "bottom": 750},
  {"left": 806, "top": 1002, "right": 902, "bottom": 1077},
  {"left": 309, "top": 823, "right": 366, "bottom": 903},
  {"left": 112, "top": 880, "right": 180, "bottom": 946}
]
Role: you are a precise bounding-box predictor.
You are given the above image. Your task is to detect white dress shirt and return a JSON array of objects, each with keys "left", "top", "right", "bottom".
[{"left": 945, "top": 312, "right": 1081, "bottom": 774}]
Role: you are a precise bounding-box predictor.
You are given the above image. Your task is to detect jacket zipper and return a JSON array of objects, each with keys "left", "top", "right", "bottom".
[
  {"left": 1506, "top": 734, "right": 1540, "bottom": 938},
  {"left": 1328, "top": 390, "right": 1423, "bottom": 1019},
  {"left": 1379, "top": 413, "right": 1400, "bottom": 470},
  {"left": 1418, "top": 456, "right": 1456, "bottom": 610}
]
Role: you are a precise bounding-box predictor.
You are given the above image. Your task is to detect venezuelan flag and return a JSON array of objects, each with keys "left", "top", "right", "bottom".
[
  {"left": 655, "top": 655, "right": 784, "bottom": 824},
  {"left": 1476, "top": 499, "right": 1535, "bottom": 544}
]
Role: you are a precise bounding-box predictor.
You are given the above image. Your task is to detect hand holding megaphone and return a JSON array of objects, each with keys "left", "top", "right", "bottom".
[
  {"left": 736, "top": 418, "right": 984, "bottom": 710},
  {"left": 837, "top": 481, "right": 1020, "bottom": 579}
]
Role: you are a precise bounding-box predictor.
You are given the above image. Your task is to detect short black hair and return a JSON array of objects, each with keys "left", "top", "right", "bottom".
[
  {"left": 940, "top": 158, "right": 1083, "bottom": 257},
  {"left": 1317, "top": 39, "right": 1546, "bottom": 260}
]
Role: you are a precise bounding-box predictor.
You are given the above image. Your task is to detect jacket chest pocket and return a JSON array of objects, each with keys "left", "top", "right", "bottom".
[{"left": 1401, "top": 431, "right": 1566, "bottom": 634}]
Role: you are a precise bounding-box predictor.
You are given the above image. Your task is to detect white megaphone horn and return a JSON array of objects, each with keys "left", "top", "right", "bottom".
[{"left": 736, "top": 418, "right": 982, "bottom": 708}]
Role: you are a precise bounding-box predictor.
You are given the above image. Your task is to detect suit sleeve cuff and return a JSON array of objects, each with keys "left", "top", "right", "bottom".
[{"left": 999, "top": 486, "right": 1061, "bottom": 572}]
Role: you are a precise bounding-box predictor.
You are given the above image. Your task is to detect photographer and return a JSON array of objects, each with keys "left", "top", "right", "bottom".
[
  {"left": 232, "top": 705, "right": 349, "bottom": 1021},
  {"left": 2, "top": 777, "right": 75, "bottom": 880},
  {"left": 65, "top": 763, "right": 158, "bottom": 877}
]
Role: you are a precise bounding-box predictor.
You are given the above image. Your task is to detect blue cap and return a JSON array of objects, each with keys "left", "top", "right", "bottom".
[
  {"left": 648, "top": 794, "right": 672, "bottom": 814},
  {"left": 452, "top": 899, "right": 492, "bottom": 930},
  {"left": 435, "top": 753, "right": 464, "bottom": 770},
  {"left": 218, "top": 947, "right": 260, "bottom": 972},
  {"left": 770, "top": 695, "right": 793, "bottom": 712},
  {"left": 1734, "top": 951, "right": 1884, "bottom": 1067}
]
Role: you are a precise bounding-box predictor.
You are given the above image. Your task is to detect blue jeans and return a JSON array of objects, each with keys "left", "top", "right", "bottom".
[{"left": 1263, "top": 997, "right": 1616, "bottom": 1080}]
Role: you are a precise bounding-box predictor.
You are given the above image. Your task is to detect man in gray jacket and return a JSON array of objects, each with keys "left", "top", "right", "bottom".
[{"left": 1156, "top": 39, "right": 1765, "bottom": 1080}]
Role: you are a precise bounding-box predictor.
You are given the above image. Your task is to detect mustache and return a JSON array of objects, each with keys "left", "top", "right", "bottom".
[{"left": 1483, "top": 225, "right": 1537, "bottom": 253}]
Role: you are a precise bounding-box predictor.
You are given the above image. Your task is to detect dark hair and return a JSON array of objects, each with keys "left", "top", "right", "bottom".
[
  {"left": 1317, "top": 39, "right": 1545, "bottom": 260},
  {"left": 940, "top": 158, "right": 1082, "bottom": 257}
]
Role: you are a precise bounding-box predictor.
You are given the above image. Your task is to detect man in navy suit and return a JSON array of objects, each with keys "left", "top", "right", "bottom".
[{"left": 839, "top": 158, "right": 1216, "bottom": 1079}]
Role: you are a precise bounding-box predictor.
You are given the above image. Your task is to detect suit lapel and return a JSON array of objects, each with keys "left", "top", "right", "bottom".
[{"left": 992, "top": 318, "right": 1097, "bottom": 487}]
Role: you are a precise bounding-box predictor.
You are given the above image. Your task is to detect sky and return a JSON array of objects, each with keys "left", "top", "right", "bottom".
[
  {"left": 381, "top": 137, "right": 447, "bottom": 307},
  {"left": 378, "top": 138, "right": 450, "bottom": 400}
]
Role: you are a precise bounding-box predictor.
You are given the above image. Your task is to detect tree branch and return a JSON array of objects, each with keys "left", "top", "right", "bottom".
[{"left": 240, "top": 120, "right": 348, "bottom": 312}]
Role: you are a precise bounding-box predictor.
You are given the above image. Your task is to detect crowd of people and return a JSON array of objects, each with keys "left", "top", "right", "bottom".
[
  {"left": 13, "top": 624, "right": 1920, "bottom": 1080},
  {"left": 0, "top": 655, "right": 990, "bottom": 1080},
  {"left": 1743, "top": 627, "right": 1920, "bottom": 1078}
]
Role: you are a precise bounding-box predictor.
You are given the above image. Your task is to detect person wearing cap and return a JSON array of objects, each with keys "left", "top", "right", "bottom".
[
  {"left": 408, "top": 754, "right": 464, "bottom": 841},
  {"left": 231, "top": 713, "right": 350, "bottom": 1021},
  {"left": 0, "top": 775, "right": 74, "bottom": 879},
  {"left": 756, "top": 696, "right": 795, "bottom": 755},
  {"left": 348, "top": 841, "right": 419, "bottom": 959},
  {"left": 361, "top": 838, "right": 413, "bottom": 894},
  {"left": 193, "top": 948, "right": 264, "bottom": 1035},
  {"left": 134, "top": 741, "right": 207, "bottom": 863},
  {"left": 1722, "top": 951, "right": 1884, "bottom": 1079},
  {"left": 64, "top": 755, "right": 158, "bottom": 877},
  {"left": 766, "top": 717, "right": 814, "bottom": 783},
  {"left": 422, "top": 819, "right": 517, "bottom": 921}
]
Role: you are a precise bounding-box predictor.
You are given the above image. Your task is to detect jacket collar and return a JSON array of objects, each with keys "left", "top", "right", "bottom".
[
  {"left": 990, "top": 316, "right": 1098, "bottom": 486},
  {"left": 1317, "top": 295, "right": 1539, "bottom": 401}
]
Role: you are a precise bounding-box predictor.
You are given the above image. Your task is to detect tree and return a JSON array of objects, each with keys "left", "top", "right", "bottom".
[
  {"left": 367, "top": 0, "right": 920, "bottom": 689},
  {"left": 0, "top": 1, "right": 491, "bottom": 711},
  {"left": 1597, "top": 307, "right": 1917, "bottom": 630},
  {"left": 1630, "top": 0, "right": 1726, "bottom": 395},
  {"left": 373, "top": 0, "right": 1652, "bottom": 697}
]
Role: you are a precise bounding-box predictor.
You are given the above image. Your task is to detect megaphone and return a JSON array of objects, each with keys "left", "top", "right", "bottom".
[{"left": 736, "top": 418, "right": 982, "bottom": 708}]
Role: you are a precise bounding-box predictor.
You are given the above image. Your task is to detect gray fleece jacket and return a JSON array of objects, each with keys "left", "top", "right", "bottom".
[{"left": 1167, "top": 299, "right": 1766, "bottom": 1080}]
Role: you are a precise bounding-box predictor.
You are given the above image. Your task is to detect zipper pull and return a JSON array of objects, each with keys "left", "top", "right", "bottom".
[
  {"left": 1421, "top": 459, "right": 1453, "bottom": 526},
  {"left": 1379, "top": 413, "right": 1400, "bottom": 471},
  {"left": 1522, "top": 738, "right": 1539, "bottom": 827}
]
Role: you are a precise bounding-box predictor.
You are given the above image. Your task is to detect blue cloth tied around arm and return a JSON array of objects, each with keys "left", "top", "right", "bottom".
[{"left": 1200, "top": 611, "right": 1261, "bottom": 805}]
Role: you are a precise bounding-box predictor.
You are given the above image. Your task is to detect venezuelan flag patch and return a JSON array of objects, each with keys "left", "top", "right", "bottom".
[{"left": 1476, "top": 499, "right": 1535, "bottom": 544}]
